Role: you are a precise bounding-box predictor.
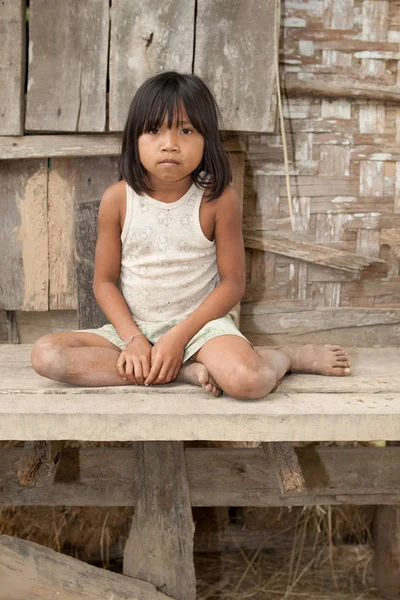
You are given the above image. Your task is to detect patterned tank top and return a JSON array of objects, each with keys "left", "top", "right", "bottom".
[{"left": 120, "top": 179, "right": 219, "bottom": 323}]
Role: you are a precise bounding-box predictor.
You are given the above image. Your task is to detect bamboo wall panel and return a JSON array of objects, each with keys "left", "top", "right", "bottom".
[
  {"left": 194, "top": 0, "right": 277, "bottom": 133},
  {"left": 26, "top": 0, "right": 109, "bottom": 132},
  {"left": 0, "top": 160, "right": 48, "bottom": 311},
  {"left": 0, "top": 1, "right": 26, "bottom": 135},
  {"left": 109, "top": 0, "right": 194, "bottom": 132},
  {"left": 240, "top": 0, "right": 400, "bottom": 343}
]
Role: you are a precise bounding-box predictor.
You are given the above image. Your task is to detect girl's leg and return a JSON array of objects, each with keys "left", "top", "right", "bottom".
[
  {"left": 186, "top": 336, "right": 351, "bottom": 400},
  {"left": 31, "top": 332, "right": 129, "bottom": 387}
]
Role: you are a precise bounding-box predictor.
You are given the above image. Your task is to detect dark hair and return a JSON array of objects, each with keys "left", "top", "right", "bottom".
[{"left": 119, "top": 71, "right": 232, "bottom": 201}]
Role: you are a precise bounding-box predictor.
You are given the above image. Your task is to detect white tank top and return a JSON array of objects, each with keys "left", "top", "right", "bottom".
[{"left": 120, "top": 179, "right": 220, "bottom": 323}]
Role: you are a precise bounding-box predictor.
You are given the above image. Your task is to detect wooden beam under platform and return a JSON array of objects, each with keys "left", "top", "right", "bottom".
[{"left": 2, "top": 446, "right": 400, "bottom": 507}]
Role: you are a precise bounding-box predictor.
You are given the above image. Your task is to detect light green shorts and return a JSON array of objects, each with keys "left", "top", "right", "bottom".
[{"left": 77, "top": 310, "right": 253, "bottom": 363}]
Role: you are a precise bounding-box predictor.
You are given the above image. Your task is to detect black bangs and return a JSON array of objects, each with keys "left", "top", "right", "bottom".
[{"left": 119, "top": 71, "right": 232, "bottom": 201}]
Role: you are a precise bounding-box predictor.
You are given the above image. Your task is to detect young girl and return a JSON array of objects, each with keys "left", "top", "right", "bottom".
[{"left": 31, "top": 71, "right": 351, "bottom": 399}]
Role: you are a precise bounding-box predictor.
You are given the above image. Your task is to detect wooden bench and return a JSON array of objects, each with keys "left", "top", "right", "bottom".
[{"left": 1, "top": 344, "right": 400, "bottom": 600}]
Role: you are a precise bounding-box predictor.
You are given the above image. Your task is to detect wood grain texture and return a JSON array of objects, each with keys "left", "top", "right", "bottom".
[
  {"left": 194, "top": 0, "right": 277, "bottom": 132},
  {"left": 73, "top": 157, "right": 119, "bottom": 328},
  {"left": 0, "top": 0, "right": 26, "bottom": 135},
  {"left": 263, "top": 442, "right": 306, "bottom": 493},
  {"left": 0, "top": 160, "right": 48, "bottom": 311},
  {"left": 2, "top": 446, "right": 400, "bottom": 507},
  {"left": 109, "top": 0, "right": 194, "bottom": 132},
  {"left": 0, "top": 535, "right": 172, "bottom": 600},
  {"left": 0, "top": 134, "right": 246, "bottom": 159},
  {"left": 373, "top": 505, "right": 400, "bottom": 600},
  {"left": 17, "top": 441, "right": 65, "bottom": 487},
  {"left": 123, "top": 442, "right": 196, "bottom": 600},
  {"left": 243, "top": 231, "right": 383, "bottom": 272},
  {"left": 26, "top": 0, "right": 109, "bottom": 132}
]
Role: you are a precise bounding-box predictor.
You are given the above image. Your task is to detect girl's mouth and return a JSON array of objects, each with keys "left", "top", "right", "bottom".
[{"left": 159, "top": 160, "right": 180, "bottom": 165}]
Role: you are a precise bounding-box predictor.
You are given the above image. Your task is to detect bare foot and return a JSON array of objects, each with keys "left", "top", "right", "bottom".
[
  {"left": 278, "top": 344, "right": 351, "bottom": 377},
  {"left": 177, "top": 361, "right": 222, "bottom": 397}
]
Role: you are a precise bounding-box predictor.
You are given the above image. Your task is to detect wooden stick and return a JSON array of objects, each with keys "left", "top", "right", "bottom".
[
  {"left": 17, "top": 441, "right": 65, "bottom": 487},
  {"left": 262, "top": 442, "right": 306, "bottom": 493}
]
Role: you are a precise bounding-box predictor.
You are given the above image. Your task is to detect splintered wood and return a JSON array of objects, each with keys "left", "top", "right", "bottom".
[
  {"left": 263, "top": 442, "right": 306, "bottom": 494},
  {"left": 17, "top": 441, "right": 65, "bottom": 487}
]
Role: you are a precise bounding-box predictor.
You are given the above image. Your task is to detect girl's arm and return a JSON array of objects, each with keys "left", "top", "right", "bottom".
[
  {"left": 173, "top": 184, "right": 246, "bottom": 345},
  {"left": 93, "top": 183, "right": 143, "bottom": 342}
]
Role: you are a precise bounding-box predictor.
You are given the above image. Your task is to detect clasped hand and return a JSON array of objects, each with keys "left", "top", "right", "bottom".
[{"left": 116, "top": 328, "right": 185, "bottom": 386}]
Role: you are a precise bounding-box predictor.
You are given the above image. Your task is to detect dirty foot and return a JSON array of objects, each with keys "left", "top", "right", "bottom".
[
  {"left": 279, "top": 344, "right": 351, "bottom": 376},
  {"left": 177, "top": 361, "right": 222, "bottom": 397}
]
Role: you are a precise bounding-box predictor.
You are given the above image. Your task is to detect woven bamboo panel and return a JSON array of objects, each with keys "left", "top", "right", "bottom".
[{"left": 242, "top": 0, "right": 400, "bottom": 319}]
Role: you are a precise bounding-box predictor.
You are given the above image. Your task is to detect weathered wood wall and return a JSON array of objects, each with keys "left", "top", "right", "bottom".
[
  {"left": 1, "top": 0, "right": 399, "bottom": 346},
  {"left": 241, "top": 0, "right": 400, "bottom": 345}
]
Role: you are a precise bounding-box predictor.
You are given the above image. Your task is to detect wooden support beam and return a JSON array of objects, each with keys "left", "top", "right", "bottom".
[
  {"left": 262, "top": 442, "right": 306, "bottom": 493},
  {"left": 17, "top": 441, "right": 65, "bottom": 487},
  {"left": 3, "top": 446, "right": 400, "bottom": 507},
  {"left": 373, "top": 506, "right": 400, "bottom": 600},
  {"left": 123, "top": 442, "right": 196, "bottom": 600},
  {"left": 283, "top": 73, "right": 400, "bottom": 103},
  {"left": 0, "top": 134, "right": 246, "bottom": 160},
  {"left": 243, "top": 231, "right": 385, "bottom": 272},
  {"left": 0, "top": 535, "right": 173, "bottom": 600}
]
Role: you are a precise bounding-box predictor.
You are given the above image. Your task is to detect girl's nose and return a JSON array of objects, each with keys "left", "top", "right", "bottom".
[{"left": 160, "top": 130, "right": 179, "bottom": 151}]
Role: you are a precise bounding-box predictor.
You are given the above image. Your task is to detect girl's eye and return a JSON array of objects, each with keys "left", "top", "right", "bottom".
[
  {"left": 149, "top": 128, "right": 159, "bottom": 135},
  {"left": 181, "top": 128, "right": 193, "bottom": 135}
]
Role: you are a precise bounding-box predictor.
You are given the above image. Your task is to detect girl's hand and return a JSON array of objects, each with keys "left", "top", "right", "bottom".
[
  {"left": 117, "top": 335, "right": 152, "bottom": 385},
  {"left": 144, "top": 329, "right": 186, "bottom": 386}
]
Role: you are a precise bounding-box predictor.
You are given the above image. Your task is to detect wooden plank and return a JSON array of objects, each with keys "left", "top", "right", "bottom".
[
  {"left": 0, "top": 0, "right": 26, "bottom": 135},
  {"left": 48, "top": 159, "right": 77, "bottom": 310},
  {"left": 0, "top": 388, "right": 400, "bottom": 442},
  {"left": 0, "top": 134, "right": 246, "bottom": 159},
  {"left": 15, "top": 310, "right": 78, "bottom": 343},
  {"left": 263, "top": 442, "right": 306, "bottom": 493},
  {"left": 26, "top": 0, "right": 109, "bottom": 132},
  {"left": 0, "top": 535, "right": 172, "bottom": 600},
  {"left": 109, "top": 0, "right": 194, "bottom": 132},
  {"left": 284, "top": 72, "right": 400, "bottom": 102},
  {"left": 243, "top": 231, "right": 384, "bottom": 272},
  {"left": 240, "top": 307, "right": 400, "bottom": 334},
  {"left": 0, "top": 160, "right": 48, "bottom": 311},
  {"left": 123, "top": 442, "right": 196, "bottom": 600},
  {"left": 3, "top": 446, "right": 400, "bottom": 507},
  {"left": 194, "top": 0, "right": 277, "bottom": 132},
  {"left": 2, "top": 343, "right": 400, "bottom": 391},
  {"left": 73, "top": 157, "right": 119, "bottom": 329}
]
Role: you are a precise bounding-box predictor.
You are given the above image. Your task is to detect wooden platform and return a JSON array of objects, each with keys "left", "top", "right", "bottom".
[
  {"left": 0, "top": 345, "right": 399, "bottom": 442},
  {"left": 1, "top": 344, "right": 400, "bottom": 599}
]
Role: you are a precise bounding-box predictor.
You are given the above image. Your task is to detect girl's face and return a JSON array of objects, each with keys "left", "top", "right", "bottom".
[{"left": 138, "top": 107, "right": 204, "bottom": 186}]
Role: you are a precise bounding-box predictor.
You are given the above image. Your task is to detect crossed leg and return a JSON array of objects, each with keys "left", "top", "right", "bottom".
[
  {"left": 31, "top": 332, "right": 350, "bottom": 400},
  {"left": 183, "top": 336, "right": 351, "bottom": 400}
]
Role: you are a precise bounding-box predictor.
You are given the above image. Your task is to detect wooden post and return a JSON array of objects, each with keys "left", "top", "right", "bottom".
[
  {"left": 123, "top": 441, "right": 196, "bottom": 600},
  {"left": 373, "top": 440, "right": 400, "bottom": 600},
  {"left": 373, "top": 506, "right": 400, "bottom": 600}
]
